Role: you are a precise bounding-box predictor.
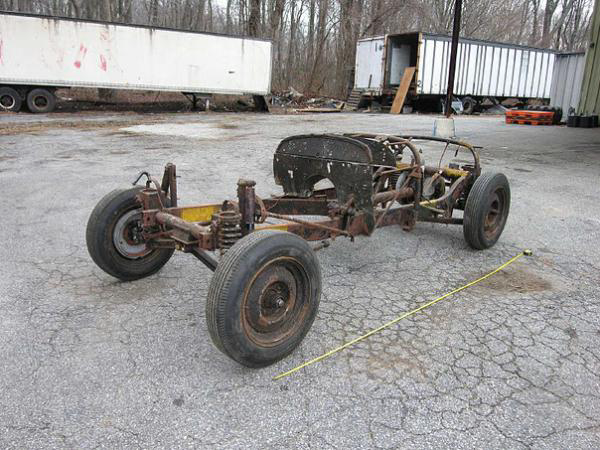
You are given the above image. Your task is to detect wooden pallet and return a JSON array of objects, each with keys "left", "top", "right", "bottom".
[
  {"left": 505, "top": 118, "right": 553, "bottom": 126},
  {"left": 506, "top": 110, "right": 555, "bottom": 120}
]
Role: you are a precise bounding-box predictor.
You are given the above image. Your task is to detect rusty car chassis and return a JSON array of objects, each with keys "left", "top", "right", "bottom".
[{"left": 87, "top": 133, "right": 510, "bottom": 367}]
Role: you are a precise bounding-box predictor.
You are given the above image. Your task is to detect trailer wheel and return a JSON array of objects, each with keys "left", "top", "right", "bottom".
[
  {"left": 461, "top": 96, "right": 477, "bottom": 115},
  {"left": 26, "top": 88, "right": 56, "bottom": 113},
  {"left": 86, "top": 187, "right": 174, "bottom": 281},
  {"left": 0, "top": 87, "right": 22, "bottom": 112},
  {"left": 463, "top": 172, "right": 510, "bottom": 250},
  {"left": 206, "top": 231, "right": 321, "bottom": 367}
]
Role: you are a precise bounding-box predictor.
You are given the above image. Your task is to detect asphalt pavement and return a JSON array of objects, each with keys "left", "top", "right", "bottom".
[{"left": 1, "top": 111, "right": 599, "bottom": 448}]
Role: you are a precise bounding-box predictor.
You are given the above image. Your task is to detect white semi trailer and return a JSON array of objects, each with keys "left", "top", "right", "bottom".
[
  {"left": 0, "top": 12, "right": 272, "bottom": 113},
  {"left": 353, "top": 32, "right": 556, "bottom": 113}
]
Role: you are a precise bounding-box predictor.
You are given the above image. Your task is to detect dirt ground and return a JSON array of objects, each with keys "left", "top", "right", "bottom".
[{"left": 0, "top": 110, "right": 599, "bottom": 449}]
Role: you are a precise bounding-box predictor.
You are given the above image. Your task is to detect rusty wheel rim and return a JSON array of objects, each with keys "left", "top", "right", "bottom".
[
  {"left": 113, "top": 209, "right": 151, "bottom": 259},
  {"left": 483, "top": 188, "right": 507, "bottom": 240},
  {"left": 242, "top": 257, "right": 311, "bottom": 347}
]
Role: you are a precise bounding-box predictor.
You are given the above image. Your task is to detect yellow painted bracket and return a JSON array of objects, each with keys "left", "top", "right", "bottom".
[{"left": 177, "top": 204, "right": 221, "bottom": 223}]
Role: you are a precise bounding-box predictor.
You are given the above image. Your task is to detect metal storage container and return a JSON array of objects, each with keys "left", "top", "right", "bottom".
[
  {"left": 354, "top": 32, "right": 555, "bottom": 101},
  {"left": 0, "top": 12, "right": 272, "bottom": 95},
  {"left": 549, "top": 53, "right": 586, "bottom": 121}
]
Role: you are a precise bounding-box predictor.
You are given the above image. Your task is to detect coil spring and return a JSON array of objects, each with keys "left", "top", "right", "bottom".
[
  {"left": 216, "top": 210, "right": 242, "bottom": 254},
  {"left": 389, "top": 172, "right": 401, "bottom": 190}
]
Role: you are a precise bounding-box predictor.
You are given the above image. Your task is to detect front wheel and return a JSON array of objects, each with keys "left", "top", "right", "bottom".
[
  {"left": 86, "top": 187, "right": 174, "bottom": 281},
  {"left": 463, "top": 172, "right": 510, "bottom": 250},
  {"left": 206, "top": 231, "right": 321, "bottom": 367}
]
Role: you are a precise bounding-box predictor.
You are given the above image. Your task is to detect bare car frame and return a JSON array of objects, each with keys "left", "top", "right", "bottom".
[{"left": 87, "top": 134, "right": 510, "bottom": 367}]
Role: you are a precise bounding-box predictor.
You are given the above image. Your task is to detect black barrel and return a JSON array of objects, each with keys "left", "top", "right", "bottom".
[
  {"left": 567, "top": 115, "right": 579, "bottom": 127},
  {"left": 581, "top": 116, "right": 593, "bottom": 128}
]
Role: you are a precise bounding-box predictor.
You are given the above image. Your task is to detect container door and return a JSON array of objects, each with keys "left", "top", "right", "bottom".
[
  {"left": 388, "top": 44, "right": 412, "bottom": 85},
  {"left": 355, "top": 39, "right": 385, "bottom": 90}
]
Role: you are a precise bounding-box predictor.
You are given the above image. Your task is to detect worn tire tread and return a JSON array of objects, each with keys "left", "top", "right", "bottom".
[
  {"left": 86, "top": 187, "right": 174, "bottom": 281},
  {"left": 206, "top": 230, "right": 321, "bottom": 367},
  {"left": 463, "top": 172, "right": 510, "bottom": 250},
  {"left": 207, "top": 231, "right": 286, "bottom": 357}
]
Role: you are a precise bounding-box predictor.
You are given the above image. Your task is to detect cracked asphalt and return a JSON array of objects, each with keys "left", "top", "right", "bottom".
[{"left": 1, "top": 111, "right": 599, "bottom": 449}]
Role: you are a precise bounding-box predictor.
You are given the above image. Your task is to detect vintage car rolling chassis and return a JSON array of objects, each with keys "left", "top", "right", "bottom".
[{"left": 86, "top": 134, "right": 510, "bottom": 367}]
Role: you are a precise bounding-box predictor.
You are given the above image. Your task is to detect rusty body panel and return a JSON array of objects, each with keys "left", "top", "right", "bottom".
[{"left": 130, "top": 134, "right": 480, "bottom": 270}]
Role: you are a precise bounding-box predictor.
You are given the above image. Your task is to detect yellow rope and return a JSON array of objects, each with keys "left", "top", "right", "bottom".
[{"left": 273, "top": 249, "right": 532, "bottom": 381}]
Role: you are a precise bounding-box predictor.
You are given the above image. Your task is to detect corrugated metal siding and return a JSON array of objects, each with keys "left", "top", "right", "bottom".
[
  {"left": 418, "top": 34, "right": 555, "bottom": 98},
  {"left": 550, "top": 53, "right": 586, "bottom": 121},
  {"left": 579, "top": 0, "right": 600, "bottom": 115}
]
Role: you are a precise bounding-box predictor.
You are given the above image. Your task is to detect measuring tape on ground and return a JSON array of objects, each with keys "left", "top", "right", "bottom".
[{"left": 274, "top": 249, "right": 533, "bottom": 381}]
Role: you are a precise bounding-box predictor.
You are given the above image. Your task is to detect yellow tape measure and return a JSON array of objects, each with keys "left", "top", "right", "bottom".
[{"left": 274, "top": 249, "right": 533, "bottom": 381}]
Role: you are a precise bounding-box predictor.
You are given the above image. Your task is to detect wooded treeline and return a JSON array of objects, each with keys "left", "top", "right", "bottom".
[{"left": 1, "top": 0, "right": 593, "bottom": 97}]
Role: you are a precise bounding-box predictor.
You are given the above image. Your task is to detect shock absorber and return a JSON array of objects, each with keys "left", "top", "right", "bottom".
[{"left": 215, "top": 210, "right": 242, "bottom": 254}]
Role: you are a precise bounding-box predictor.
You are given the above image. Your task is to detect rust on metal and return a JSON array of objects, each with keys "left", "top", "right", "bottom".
[
  {"left": 155, "top": 211, "right": 207, "bottom": 240},
  {"left": 214, "top": 210, "right": 242, "bottom": 253},
  {"left": 237, "top": 178, "right": 256, "bottom": 235},
  {"left": 128, "top": 134, "right": 481, "bottom": 271}
]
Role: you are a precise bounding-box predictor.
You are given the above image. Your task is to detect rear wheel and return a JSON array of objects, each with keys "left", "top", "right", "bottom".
[
  {"left": 463, "top": 172, "right": 510, "bottom": 250},
  {"left": 26, "top": 88, "right": 56, "bottom": 113},
  {"left": 206, "top": 231, "right": 321, "bottom": 367},
  {"left": 86, "top": 187, "right": 174, "bottom": 281},
  {"left": 0, "top": 87, "right": 22, "bottom": 112}
]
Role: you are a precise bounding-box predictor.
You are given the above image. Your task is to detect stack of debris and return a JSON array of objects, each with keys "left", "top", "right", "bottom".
[{"left": 270, "top": 87, "right": 345, "bottom": 113}]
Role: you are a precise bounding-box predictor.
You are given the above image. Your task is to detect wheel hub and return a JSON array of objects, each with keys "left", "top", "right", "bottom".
[
  {"left": 259, "top": 280, "right": 292, "bottom": 320},
  {"left": 483, "top": 190, "right": 505, "bottom": 239},
  {"left": 242, "top": 259, "right": 310, "bottom": 347},
  {"left": 0, "top": 94, "right": 15, "bottom": 110},
  {"left": 112, "top": 209, "right": 151, "bottom": 259},
  {"left": 33, "top": 96, "right": 48, "bottom": 108}
]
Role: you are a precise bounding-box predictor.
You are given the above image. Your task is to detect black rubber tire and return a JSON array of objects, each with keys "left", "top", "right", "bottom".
[
  {"left": 86, "top": 186, "right": 174, "bottom": 281},
  {"left": 206, "top": 230, "right": 321, "bottom": 367},
  {"left": 0, "top": 87, "right": 22, "bottom": 112},
  {"left": 462, "top": 96, "right": 477, "bottom": 115},
  {"left": 26, "top": 88, "right": 56, "bottom": 113},
  {"left": 463, "top": 172, "right": 511, "bottom": 250}
]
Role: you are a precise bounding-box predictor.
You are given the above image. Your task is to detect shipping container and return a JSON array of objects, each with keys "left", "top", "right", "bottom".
[
  {"left": 353, "top": 32, "right": 556, "bottom": 113},
  {"left": 0, "top": 11, "right": 272, "bottom": 113},
  {"left": 549, "top": 53, "right": 586, "bottom": 122}
]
